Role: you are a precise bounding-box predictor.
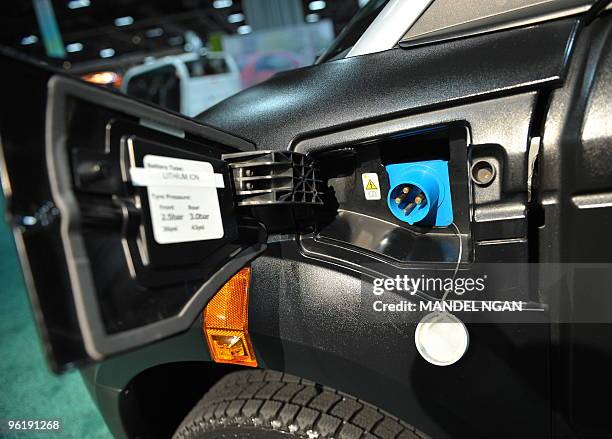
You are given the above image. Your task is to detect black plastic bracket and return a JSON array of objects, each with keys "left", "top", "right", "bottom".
[
  {"left": 222, "top": 151, "right": 326, "bottom": 233},
  {"left": 222, "top": 150, "right": 324, "bottom": 206}
]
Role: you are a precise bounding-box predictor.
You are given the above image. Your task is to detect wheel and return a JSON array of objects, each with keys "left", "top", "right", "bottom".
[{"left": 173, "top": 370, "right": 429, "bottom": 439}]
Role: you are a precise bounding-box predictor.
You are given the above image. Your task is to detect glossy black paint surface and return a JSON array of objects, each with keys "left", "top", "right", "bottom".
[
  {"left": 78, "top": 17, "right": 575, "bottom": 439},
  {"left": 539, "top": 13, "right": 612, "bottom": 438},
  {"left": 248, "top": 241, "right": 549, "bottom": 439},
  {"left": 87, "top": 17, "right": 586, "bottom": 438},
  {"left": 199, "top": 18, "right": 577, "bottom": 150},
  {"left": 197, "top": 14, "right": 606, "bottom": 439}
]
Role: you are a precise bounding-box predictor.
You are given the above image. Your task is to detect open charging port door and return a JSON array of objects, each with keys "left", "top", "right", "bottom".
[{"left": 0, "top": 55, "right": 266, "bottom": 371}]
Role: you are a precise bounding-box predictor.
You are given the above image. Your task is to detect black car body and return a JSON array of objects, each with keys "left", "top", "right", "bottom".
[{"left": 1, "top": 1, "right": 612, "bottom": 438}]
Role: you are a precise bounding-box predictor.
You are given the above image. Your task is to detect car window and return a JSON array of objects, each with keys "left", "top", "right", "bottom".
[{"left": 317, "top": 0, "right": 390, "bottom": 63}]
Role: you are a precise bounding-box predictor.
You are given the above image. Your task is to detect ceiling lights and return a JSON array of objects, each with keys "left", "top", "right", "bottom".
[
  {"left": 114, "top": 16, "right": 134, "bottom": 27},
  {"left": 308, "top": 1, "right": 326, "bottom": 11},
  {"left": 237, "top": 24, "right": 252, "bottom": 35},
  {"left": 99, "top": 48, "right": 115, "bottom": 58},
  {"left": 213, "top": 0, "right": 233, "bottom": 8},
  {"left": 67, "top": 0, "right": 90, "bottom": 9},
  {"left": 228, "top": 13, "right": 245, "bottom": 23},
  {"left": 20, "top": 35, "right": 38, "bottom": 45},
  {"left": 66, "top": 42, "right": 83, "bottom": 52}
]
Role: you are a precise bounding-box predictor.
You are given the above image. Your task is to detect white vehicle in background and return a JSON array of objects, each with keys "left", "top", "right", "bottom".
[{"left": 121, "top": 50, "right": 241, "bottom": 117}]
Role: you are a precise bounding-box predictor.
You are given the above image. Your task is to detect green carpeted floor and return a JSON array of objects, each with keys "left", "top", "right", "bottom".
[{"left": 0, "top": 196, "right": 111, "bottom": 438}]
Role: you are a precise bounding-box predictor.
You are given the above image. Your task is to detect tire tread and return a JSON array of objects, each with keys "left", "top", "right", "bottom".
[{"left": 173, "top": 371, "right": 428, "bottom": 439}]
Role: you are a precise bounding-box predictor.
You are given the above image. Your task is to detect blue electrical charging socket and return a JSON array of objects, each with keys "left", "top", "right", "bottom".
[{"left": 385, "top": 160, "right": 453, "bottom": 227}]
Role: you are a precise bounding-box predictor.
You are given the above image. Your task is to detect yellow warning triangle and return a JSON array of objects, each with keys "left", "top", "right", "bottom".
[{"left": 365, "top": 179, "right": 378, "bottom": 190}]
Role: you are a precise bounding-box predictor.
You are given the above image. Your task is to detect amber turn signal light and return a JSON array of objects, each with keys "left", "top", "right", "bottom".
[{"left": 203, "top": 267, "right": 257, "bottom": 367}]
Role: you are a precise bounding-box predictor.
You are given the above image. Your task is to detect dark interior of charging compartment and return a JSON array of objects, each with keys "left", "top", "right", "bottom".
[{"left": 314, "top": 126, "right": 471, "bottom": 264}]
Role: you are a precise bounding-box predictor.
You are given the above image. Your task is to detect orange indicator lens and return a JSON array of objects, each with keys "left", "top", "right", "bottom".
[{"left": 203, "top": 267, "right": 257, "bottom": 367}]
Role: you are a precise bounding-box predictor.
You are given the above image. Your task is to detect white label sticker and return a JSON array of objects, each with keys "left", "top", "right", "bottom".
[
  {"left": 131, "top": 155, "right": 224, "bottom": 244},
  {"left": 361, "top": 173, "right": 381, "bottom": 200}
]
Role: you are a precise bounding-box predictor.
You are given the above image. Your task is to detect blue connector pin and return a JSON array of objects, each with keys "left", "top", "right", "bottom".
[{"left": 385, "top": 160, "right": 453, "bottom": 227}]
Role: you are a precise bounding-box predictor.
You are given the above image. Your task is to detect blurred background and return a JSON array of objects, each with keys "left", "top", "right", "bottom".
[
  {"left": 0, "top": 1, "right": 373, "bottom": 437},
  {"left": 0, "top": 0, "right": 374, "bottom": 117}
]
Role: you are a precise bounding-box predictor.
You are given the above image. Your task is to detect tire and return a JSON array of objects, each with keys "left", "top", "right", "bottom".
[{"left": 173, "top": 370, "right": 429, "bottom": 439}]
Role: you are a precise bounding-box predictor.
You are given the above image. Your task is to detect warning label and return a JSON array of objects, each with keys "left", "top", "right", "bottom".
[{"left": 361, "top": 173, "right": 381, "bottom": 200}]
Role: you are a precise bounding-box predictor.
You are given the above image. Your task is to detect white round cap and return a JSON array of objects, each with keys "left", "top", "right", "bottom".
[{"left": 415, "top": 312, "right": 469, "bottom": 366}]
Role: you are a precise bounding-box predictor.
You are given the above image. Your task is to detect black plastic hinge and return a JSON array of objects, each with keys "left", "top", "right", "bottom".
[{"left": 222, "top": 150, "right": 325, "bottom": 232}]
